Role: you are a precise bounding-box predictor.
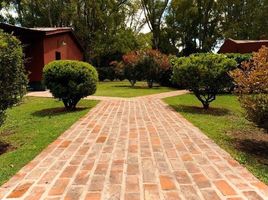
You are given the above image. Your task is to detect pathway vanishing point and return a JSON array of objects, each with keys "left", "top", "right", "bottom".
[{"left": 0, "top": 91, "right": 267, "bottom": 200}]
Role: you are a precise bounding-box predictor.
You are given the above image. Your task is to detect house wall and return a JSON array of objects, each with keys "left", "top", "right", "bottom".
[
  {"left": 218, "top": 40, "right": 237, "bottom": 53},
  {"left": 43, "top": 33, "right": 83, "bottom": 66},
  {"left": 236, "top": 42, "right": 268, "bottom": 53},
  {"left": 218, "top": 39, "right": 268, "bottom": 54},
  {"left": 24, "top": 38, "right": 44, "bottom": 82}
]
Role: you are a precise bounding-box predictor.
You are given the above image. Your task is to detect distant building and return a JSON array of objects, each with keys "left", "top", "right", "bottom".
[
  {"left": 218, "top": 38, "right": 268, "bottom": 54},
  {"left": 0, "top": 23, "right": 84, "bottom": 90}
]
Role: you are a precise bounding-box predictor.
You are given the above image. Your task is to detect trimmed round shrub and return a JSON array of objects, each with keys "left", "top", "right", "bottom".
[
  {"left": 0, "top": 30, "right": 28, "bottom": 126},
  {"left": 172, "top": 53, "right": 237, "bottom": 109},
  {"left": 43, "top": 60, "right": 98, "bottom": 110}
]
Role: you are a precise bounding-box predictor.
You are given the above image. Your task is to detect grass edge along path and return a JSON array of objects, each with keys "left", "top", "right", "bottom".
[
  {"left": 0, "top": 97, "right": 99, "bottom": 185},
  {"left": 94, "top": 81, "right": 176, "bottom": 98},
  {"left": 164, "top": 94, "right": 268, "bottom": 184}
]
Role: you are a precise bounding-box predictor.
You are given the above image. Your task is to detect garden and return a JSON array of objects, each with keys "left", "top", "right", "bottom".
[
  {"left": 0, "top": 1, "right": 268, "bottom": 196},
  {"left": 1, "top": 27, "right": 267, "bottom": 186}
]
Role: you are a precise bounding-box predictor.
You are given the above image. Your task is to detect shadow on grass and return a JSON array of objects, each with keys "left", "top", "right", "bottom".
[
  {"left": 31, "top": 107, "right": 88, "bottom": 117},
  {"left": 0, "top": 141, "right": 15, "bottom": 155},
  {"left": 114, "top": 85, "right": 162, "bottom": 89},
  {"left": 234, "top": 139, "right": 268, "bottom": 165},
  {"left": 170, "top": 105, "right": 230, "bottom": 116}
]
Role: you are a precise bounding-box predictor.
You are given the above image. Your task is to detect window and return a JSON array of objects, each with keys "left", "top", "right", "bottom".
[{"left": 55, "top": 51, "right": 61, "bottom": 60}]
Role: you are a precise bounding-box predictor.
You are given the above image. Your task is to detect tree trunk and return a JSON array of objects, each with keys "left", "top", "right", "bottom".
[
  {"left": 130, "top": 80, "right": 136, "bottom": 87},
  {"left": 147, "top": 80, "right": 153, "bottom": 88},
  {"left": 63, "top": 98, "right": 80, "bottom": 111},
  {"left": 202, "top": 102, "right": 209, "bottom": 110}
]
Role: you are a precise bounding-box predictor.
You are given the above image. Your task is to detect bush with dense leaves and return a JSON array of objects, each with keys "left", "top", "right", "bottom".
[
  {"left": 120, "top": 49, "right": 170, "bottom": 87},
  {"left": 137, "top": 49, "right": 170, "bottom": 88},
  {"left": 121, "top": 51, "right": 142, "bottom": 87},
  {"left": 225, "top": 53, "right": 252, "bottom": 66},
  {"left": 230, "top": 46, "right": 268, "bottom": 130},
  {"left": 222, "top": 53, "right": 252, "bottom": 92},
  {"left": 97, "top": 67, "right": 116, "bottom": 81},
  {"left": 172, "top": 53, "right": 237, "bottom": 109},
  {"left": 43, "top": 60, "right": 98, "bottom": 110},
  {"left": 0, "top": 30, "right": 28, "bottom": 126}
]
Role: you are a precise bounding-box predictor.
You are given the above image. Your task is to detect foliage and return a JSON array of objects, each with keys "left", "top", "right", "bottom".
[
  {"left": 0, "top": 30, "right": 28, "bottom": 126},
  {"left": 230, "top": 46, "right": 268, "bottom": 129},
  {"left": 218, "top": 0, "right": 268, "bottom": 40},
  {"left": 122, "top": 51, "right": 142, "bottom": 87},
  {"left": 162, "top": 0, "right": 268, "bottom": 55},
  {"left": 164, "top": 0, "right": 221, "bottom": 55},
  {"left": 97, "top": 67, "right": 116, "bottom": 82},
  {"left": 109, "top": 61, "right": 125, "bottom": 81},
  {"left": 172, "top": 53, "right": 237, "bottom": 109},
  {"left": 225, "top": 53, "right": 252, "bottom": 66},
  {"left": 141, "top": 0, "right": 169, "bottom": 49},
  {"left": 220, "top": 53, "right": 252, "bottom": 92},
  {"left": 43, "top": 60, "right": 98, "bottom": 110},
  {"left": 1, "top": 0, "right": 267, "bottom": 58},
  {"left": 138, "top": 49, "right": 171, "bottom": 88},
  {"left": 120, "top": 49, "right": 170, "bottom": 87}
]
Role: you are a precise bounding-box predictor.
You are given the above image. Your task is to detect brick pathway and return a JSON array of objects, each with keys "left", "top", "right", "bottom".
[{"left": 1, "top": 91, "right": 268, "bottom": 200}]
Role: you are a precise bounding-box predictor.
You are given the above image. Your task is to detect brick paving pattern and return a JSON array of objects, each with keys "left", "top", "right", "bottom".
[{"left": 1, "top": 91, "right": 268, "bottom": 199}]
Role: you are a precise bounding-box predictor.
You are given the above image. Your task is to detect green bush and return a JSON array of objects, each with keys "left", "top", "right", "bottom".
[
  {"left": 225, "top": 53, "right": 252, "bottom": 65},
  {"left": 122, "top": 51, "right": 142, "bottom": 87},
  {"left": 121, "top": 49, "right": 170, "bottom": 88},
  {"left": 172, "top": 53, "right": 237, "bottom": 109},
  {"left": 138, "top": 49, "right": 170, "bottom": 88},
  {"left": 0, "top": 30, "right": 28, "bottom": 126},
  {"left": 43, "top": 60, "right": 98, "bottom": 110}
]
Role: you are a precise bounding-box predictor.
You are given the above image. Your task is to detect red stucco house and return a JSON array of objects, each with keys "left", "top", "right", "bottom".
[
  {"left": 0, "top": 23, "right": 84, "bottom": 90},
  {"left": 218, "top": 38, "right": 268, "bottom": 54}
]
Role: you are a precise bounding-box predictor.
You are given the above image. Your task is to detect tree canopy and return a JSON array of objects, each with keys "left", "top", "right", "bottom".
[{"left": 1, "top": 0, "right": 267, "bottom": 58}]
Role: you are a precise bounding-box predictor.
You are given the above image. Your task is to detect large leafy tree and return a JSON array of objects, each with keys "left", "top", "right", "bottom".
[
  {"left": 164, "top": 0, "right": 221, "bottom": 55},
  {"left": 141, "top": 0, "right": 169, "bottom": 49},
  {"left": 218, "top": 0, "right": 268, "bottom": 40}
]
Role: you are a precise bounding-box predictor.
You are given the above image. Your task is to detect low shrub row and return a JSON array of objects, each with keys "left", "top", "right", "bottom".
[{"left": 113, "top": 49, "right": 172, "bottom": 88}]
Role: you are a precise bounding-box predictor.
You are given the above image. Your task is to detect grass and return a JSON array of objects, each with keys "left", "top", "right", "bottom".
[
  {"left": 94, "top": 81, "right": 175, "bottom": 98},
  {"left": 0, "top": 97, "right": 98, "bottom": 186},
  {"left": 164, "top": 94, "right": 268, "bottom": 184}
]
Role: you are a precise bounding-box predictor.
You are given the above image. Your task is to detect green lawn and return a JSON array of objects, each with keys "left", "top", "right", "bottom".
[
  {"left": 164, "top": 94, "right": 268, "bottom": 184},
  {"left": 0, "top": 97, "right": 98, "bottom": 186},
  {"left": 94, "top": 81, "right": 175, "bottom": 97}
]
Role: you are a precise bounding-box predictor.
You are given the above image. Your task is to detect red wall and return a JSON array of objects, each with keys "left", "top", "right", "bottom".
[
  {"left": 24, "top": 38, "right": 44, "bottom": 82},
  {"left": 219, "top": 40, "right": 268, "bottom": 54},
  {"left": 43, "top": 33, "right": 83, "bottom": 66}
]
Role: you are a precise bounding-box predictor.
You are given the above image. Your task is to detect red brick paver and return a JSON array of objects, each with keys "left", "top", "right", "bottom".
[{"left": 1, "top": 91, "right": 267, "bottom": 199}]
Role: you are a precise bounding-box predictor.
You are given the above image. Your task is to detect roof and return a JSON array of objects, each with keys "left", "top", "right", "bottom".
[
  {"left": 218, "top": 38, "right": 268, "bottom": 54},
  {"left": 228, "top": 38, "right": 268, "bottom": 44},
  {"left": 0, "top": 23, "right": 84, "bottom": 52}
]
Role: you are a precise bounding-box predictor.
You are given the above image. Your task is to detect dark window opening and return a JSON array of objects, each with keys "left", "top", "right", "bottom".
[{"left": 55, "top": 51, "right": 61, "bottom": 60}]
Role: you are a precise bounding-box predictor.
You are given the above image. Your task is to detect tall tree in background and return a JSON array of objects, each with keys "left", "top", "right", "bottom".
[
  {"left": 1, "top": 0, "right": 267, "bottom": 57},
  {"left": 164, "top": 0, "right": 221, "bottom": 55},
  {"left": 141, "top": 0, "right": 169, "bottom": 49},
  {"left": 218, "top": 0, "right": 268, "bottom": 40}
]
